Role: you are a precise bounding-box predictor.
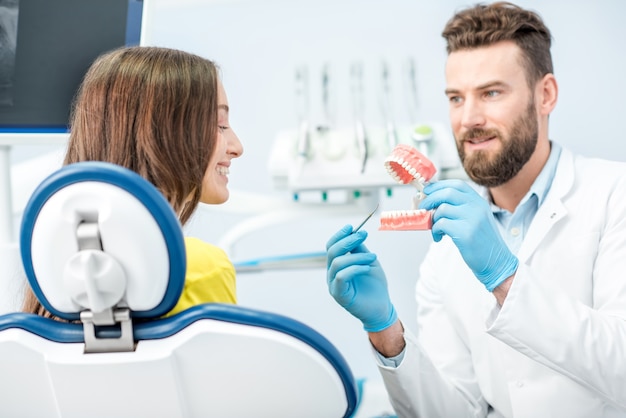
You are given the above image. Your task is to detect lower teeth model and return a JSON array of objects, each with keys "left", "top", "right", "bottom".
[{"left": 379, "top": 144, "right": 437, "bottom": 231}]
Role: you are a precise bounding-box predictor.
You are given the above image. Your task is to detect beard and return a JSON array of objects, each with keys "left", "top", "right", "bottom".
[{"left": 456, "top": 99, "right": 538, "bottom": 187}]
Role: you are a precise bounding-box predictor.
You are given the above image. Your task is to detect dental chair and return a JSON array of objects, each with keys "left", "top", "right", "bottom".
[{"left": 0, "top": 162, "right": 358, "bottom": 418}]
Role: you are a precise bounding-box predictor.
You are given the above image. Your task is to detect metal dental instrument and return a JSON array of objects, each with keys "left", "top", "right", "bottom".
[
  {"left": 353, "top": 203, "right": 379, "bottom": 233},
  {"left": 320, "top": 63, "right": 332, "bottom": 132},
  {"left": 381, "top": 60, "right": 398, "bottom": 152},
  {"left": 295, "top": 65, "right": 310, "bottom": 159},
  {"left": 404, "top": 57, "right": 419, "bottom": 122},
  {"left": 351, "top": 62, "right": 368, "bottom": 174},
  {"left": 404, "top": 58, "right": 431, "bottom": 158}
]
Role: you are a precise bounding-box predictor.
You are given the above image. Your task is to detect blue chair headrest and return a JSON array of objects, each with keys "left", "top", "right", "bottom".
[{"left": 20, "top": 161, "right": 186, "bottom": 321}]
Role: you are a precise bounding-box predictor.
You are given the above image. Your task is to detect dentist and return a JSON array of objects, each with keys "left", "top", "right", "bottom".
[{"left": 326, "top": 2, "right": 626, "bottom": 416}]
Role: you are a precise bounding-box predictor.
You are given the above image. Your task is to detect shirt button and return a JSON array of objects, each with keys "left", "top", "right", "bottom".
[
  {"left": 510, "top": 227, "right": 521, "bottom": 237},
  {"left": 516, "top": 380, "right": 524, "bottom": 388}
]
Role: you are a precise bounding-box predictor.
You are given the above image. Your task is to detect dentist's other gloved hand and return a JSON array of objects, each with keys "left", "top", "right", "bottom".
[
  {"left": 420, "top": 180, "right": 519, "bottom": 291},
  {"left": 326, "top": 225, "right": 397, "bottom": 332}
]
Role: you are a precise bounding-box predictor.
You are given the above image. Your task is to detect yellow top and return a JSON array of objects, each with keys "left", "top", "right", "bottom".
[{"left": 164, "top": 237, "right": 237, "bottom": 317}]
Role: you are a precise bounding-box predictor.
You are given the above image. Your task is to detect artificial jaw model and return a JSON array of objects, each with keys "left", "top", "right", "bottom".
[{"left": 379, "top": 144, "right": 437, "bottom": 230}]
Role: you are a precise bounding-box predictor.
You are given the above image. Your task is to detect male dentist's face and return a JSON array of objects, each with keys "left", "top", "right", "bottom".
[{"left": 445, "top": 41, "right": 538, "bottom": 187}]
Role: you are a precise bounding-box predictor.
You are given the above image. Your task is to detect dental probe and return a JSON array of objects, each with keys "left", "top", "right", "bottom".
[{"left": 353, "top": 203, "right": 379, "bottom": 233}]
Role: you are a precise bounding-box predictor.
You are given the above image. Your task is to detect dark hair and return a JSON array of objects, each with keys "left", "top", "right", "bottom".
[{"left": 442, "top": 1, "right": 553, "bottom": 86}]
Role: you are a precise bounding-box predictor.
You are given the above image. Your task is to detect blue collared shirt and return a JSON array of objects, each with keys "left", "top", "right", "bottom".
[{"left": 490, "top": 141, "right": 562, "bottom": 255}]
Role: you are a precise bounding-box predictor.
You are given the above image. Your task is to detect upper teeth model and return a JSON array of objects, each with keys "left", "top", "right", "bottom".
[{"left": 379, "top": 144, "right": 437, "bottom": 231}]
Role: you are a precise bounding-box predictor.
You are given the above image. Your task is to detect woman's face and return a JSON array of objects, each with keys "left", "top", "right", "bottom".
[{"left": 200, "top": 80, "right": 243, "bottom": 204}]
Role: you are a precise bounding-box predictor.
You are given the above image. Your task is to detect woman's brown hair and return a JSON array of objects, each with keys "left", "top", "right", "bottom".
[{"left": 22, "top": 46, "right": 220, "bottom": 318}]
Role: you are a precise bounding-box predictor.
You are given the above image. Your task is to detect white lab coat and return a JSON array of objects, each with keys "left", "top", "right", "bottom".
[{"left": 376, "top": 146, "right": 626, "bottom": 417}]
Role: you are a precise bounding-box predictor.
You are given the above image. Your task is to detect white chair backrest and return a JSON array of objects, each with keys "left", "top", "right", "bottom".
[{"left": 0, "top": 162, "right": 358, "bottom": 417}]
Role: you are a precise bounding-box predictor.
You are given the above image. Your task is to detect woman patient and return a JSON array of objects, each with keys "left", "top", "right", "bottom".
[{"left": 21, "top": 45, "right": 244, "bottom": 318}]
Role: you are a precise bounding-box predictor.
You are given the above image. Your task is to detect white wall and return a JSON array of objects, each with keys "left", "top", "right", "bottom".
[{"left": 4, "top": 0, "right": 625, "bottom": 384}]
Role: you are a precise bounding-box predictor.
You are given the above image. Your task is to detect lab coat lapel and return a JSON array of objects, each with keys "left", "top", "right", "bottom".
[{"left": 517, "top": 148, "right": 575, "bottom": 264}]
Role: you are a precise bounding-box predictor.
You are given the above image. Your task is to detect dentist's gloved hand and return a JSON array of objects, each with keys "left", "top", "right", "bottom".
[
  {"left": 326, "top": 225, "right": 397, "bottom": 332},
  {"left": 420, "top": 180, "right": 519, "bottom": 292}
]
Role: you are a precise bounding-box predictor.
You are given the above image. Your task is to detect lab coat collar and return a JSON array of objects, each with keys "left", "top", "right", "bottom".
[{"left": 517, "top": 145, "right": 574, "bottom": 263}]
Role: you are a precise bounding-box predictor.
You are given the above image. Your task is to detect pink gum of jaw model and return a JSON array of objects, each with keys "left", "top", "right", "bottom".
[{"left": 379, "top": 144, "right": 437, "bottom": 231}]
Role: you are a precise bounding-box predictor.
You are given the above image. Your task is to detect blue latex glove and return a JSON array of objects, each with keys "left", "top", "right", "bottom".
[
  {"left": 326, "top": 225, "right": 397, "bottom": 332},
  {"left": 420, "top": 180, "right": 519, "bottom": 292}
]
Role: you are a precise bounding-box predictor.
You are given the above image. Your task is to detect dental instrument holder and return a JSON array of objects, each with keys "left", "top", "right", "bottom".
[
  {"left": 268, "top": 121, "right": 459, "bottom": 199},
  {"left": 269, "top": 59, "right": 463, "bottom": 202}
]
